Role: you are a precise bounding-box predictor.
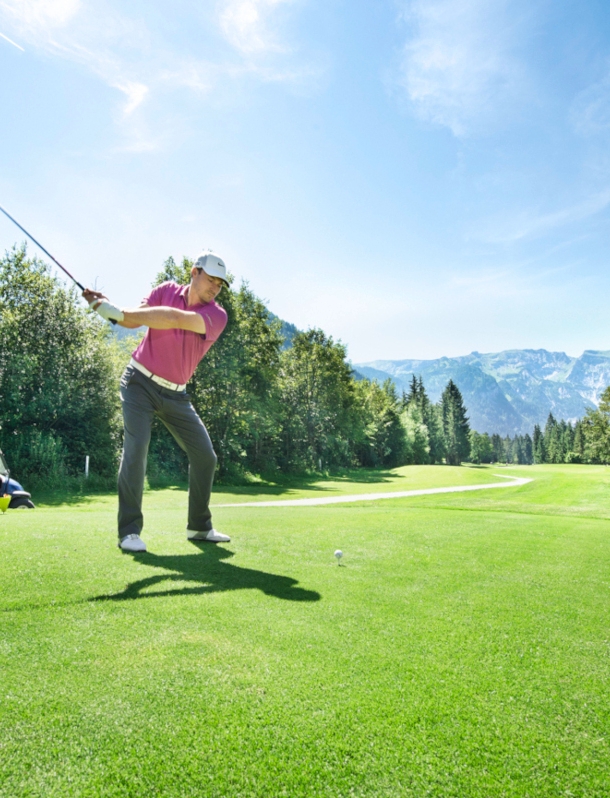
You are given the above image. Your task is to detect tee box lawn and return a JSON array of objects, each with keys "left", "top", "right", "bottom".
[{"left": 1, "top": 464, "right": 609, "bottom": 797}]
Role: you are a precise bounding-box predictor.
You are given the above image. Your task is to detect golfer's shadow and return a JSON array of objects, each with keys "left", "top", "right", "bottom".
[{"left": 90, "top": 543, "right": 321, "bottom": 603}]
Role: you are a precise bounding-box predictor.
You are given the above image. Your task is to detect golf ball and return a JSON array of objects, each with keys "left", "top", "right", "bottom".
[{"left": 334, "top": 549, "right": 343, "bottom": 560}]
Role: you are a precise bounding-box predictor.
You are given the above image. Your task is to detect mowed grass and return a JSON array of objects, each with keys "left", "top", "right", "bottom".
[
  {"left": 210, "top": 464, "right": 507, "bottom": 503},
  {"left": 1, "top": 465, "right": 609, "bottom": 797}
]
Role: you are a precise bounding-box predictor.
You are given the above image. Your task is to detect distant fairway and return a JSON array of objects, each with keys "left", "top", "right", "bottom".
[{"left": 1, "top": 465, "right": 609, "bottom": 797}]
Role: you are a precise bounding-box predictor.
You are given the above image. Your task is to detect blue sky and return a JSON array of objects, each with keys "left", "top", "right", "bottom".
[{"left": 1, "top": 0, "right": 610, "bottom": 362}]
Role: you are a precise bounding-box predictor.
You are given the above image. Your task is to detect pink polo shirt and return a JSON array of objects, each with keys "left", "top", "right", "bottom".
[{"left": 132, "top": 281, "right": 228, "bottom": 385}]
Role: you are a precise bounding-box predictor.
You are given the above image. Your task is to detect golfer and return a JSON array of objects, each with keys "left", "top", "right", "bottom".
[{"left": 83, "top": 252, "right": 230, "bottom": 553}]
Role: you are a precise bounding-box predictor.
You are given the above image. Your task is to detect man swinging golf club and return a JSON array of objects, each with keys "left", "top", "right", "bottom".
[{"left": 83, "top": 252, "right": 230, "bottom": 553}]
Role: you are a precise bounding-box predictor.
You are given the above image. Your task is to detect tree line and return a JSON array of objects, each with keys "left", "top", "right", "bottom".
[
  {"left": 465, "top": 404, "right": 610, "bottom": 466},
  {"left": 531, "top": 397, "right": 610, "bottom": 464},
  {"left": 470, "top": 403, "right": 610, "bottom": 466},
  {"left": 468, "top": 431, "right": 533, "bottom": 465},
  {"left": 0, "top": 248, "right": 473, "bottom": 487},
  {"left": 5, "top": 247, "right": 610, "bottom": 488}
]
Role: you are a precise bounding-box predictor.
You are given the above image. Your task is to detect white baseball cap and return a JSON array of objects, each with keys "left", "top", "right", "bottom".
[{"left": 194, "top": 250, "right": 230, "bottom": 287}]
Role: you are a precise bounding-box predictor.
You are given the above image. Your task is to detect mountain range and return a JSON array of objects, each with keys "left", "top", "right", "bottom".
[
  {"left": 355, "top": 350, "right": 610, "bottom": 436},
  {"left": 113, "top": 309, "right": 610, "bottom": 438}
]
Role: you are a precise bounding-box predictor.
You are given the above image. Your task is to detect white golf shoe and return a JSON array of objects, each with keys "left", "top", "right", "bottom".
[
  {"left": 187, "top": 529, "right": 230, "bottom": 543},
  {"left": 118, "top": 534, "right": 147, "bottom": 552}
]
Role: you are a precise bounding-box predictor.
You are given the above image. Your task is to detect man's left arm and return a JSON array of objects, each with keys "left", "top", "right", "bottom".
[
  {"left": 82, "top": 289, "right": 150, "bottom": 329},
  {"left": 84, "top": 289, "right": 215, "bottom": 335},
  {"left": 121, "top": 306, "right": 207, "bottom": 335}
]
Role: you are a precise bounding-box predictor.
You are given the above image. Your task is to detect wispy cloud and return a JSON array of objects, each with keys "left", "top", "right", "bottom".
[
  {"left": 220, "top": 0, "right": 294, "bottom": 55},
  {"left": 397, "top": 0, "right": 530, "bottom": 136},
  {"left": 473, "top": 189, "right": 610, "bottom": 244},
  {"left": 115, "top": 81, "right": 149, "bottom": 116},
  {"left": 0, "top": 0, "right": 311, "bottom": 149},
  {"left": 0, "top": 1, "right": 154, "bottom": 118},
  {"left": 0, "top": 30, "right": 24, "bottom": 50},
  {"left": 0, "top": 0, "right": 81, "bottom": 28}
]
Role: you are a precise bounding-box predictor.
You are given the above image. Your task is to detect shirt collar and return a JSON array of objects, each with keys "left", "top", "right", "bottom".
[{"left": 181, "top": 283, "right": 213, "bottom": 309}]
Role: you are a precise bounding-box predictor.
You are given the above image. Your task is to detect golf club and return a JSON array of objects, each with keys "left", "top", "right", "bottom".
[{"left": 0, "top": 204, "right": 85, "bottom": 291}]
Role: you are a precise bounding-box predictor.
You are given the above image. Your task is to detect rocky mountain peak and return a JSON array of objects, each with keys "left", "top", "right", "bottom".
[{"left": 355, "top": 348, "right": 610, "bottom": 436}]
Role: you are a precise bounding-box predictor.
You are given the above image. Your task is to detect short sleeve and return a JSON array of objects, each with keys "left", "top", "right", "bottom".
[
  {"left": 143, "top": 282, "right": 170, "bottom": 307},
  {"left": 196, "top": 304, "right": 228, "bottom": 342}
]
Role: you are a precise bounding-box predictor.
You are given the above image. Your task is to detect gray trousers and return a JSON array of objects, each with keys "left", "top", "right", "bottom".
[{"left": 118, "top": 365, "right": 217, "bottom": 540}]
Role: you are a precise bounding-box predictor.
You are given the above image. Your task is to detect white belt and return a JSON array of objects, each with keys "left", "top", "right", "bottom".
[{"left": 130, "top": 358, "right": 187, "bottom": 392}]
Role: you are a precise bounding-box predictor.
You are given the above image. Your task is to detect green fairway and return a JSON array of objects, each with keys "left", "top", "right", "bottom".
[
  {"left": 1, "top": 465, "right": 609, "bottom": 797},
  {"left": 210, "top": 464, "right": 508, "bottom": 504}
]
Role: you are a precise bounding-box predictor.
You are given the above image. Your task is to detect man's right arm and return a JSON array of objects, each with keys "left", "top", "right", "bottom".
[{"left": 118, "top": 303, "right": 148, "bottom": 329}]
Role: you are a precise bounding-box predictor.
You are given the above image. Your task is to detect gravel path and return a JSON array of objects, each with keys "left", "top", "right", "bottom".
[{"left": 215, "top": 474, "right": 532, "bottom": 508}]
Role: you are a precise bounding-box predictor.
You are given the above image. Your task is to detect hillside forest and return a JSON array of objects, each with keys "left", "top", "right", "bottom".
[{"left": 1, "top": 247, "right": 610, "bottom": 489}]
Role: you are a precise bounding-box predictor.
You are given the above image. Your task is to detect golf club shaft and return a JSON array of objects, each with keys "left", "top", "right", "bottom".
[{"left": 0, "top": 204, "right": 86, "bottom": 291}]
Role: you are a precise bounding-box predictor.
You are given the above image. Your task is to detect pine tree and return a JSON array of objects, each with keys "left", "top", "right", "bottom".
[
  {"left": 405, "top": 375, "right": 419, "bottom": 407},
  {"left": 441, "top": 380, "right": 470, "bottom": 465},
  {"left": 523, "top": 433, "right": 534, "bottom": 465},
  {"left": 582, "top": 386, "right": 610, "bottom": 463},
  {"left": 548, "top": 426, "right": 562, "bottom": 463},
  {"left": 558, "top": 420, "right": 569, "bottom": 462},
  {"left": 513, "top": 436, "right": 525, "bottom": 464},
  {"left": 426, "top": 404, "right": 446, "bottom": 464},
  {"left": 543, "top": 414, "right": 559, "bottom": 462},
  {"left": 405, "top": 375, "right": 444, "bottom": 463},
  {"left": 572, "top": 420, "right": 585, "bottom": 463},
  {"left": 560, "top": 422, "right": 574, "bottom": 463},
  {"left": 491, "top": 433, "right": 504, "bottom": 463},
  {"left": 533, "top": 424, "right": 545, "bottom": 463}
]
